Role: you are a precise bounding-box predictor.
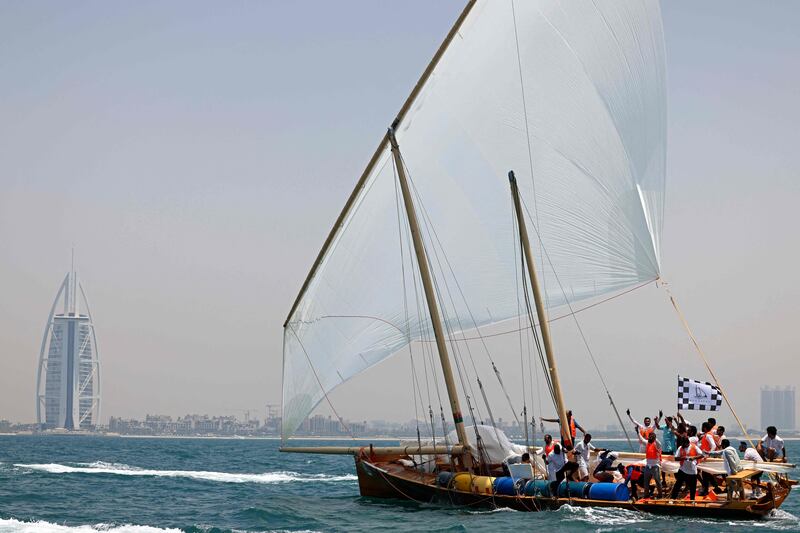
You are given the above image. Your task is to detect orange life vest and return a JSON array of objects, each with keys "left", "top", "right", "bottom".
[
  {"left": 645, "top": 441, "right": 661, "bottom": 461},
  {"left": 569, "top": 417, "right": 577, "bottom": 439},
  {"left": 677, "top": 444, "right": 701, "bottom": 464},
  {"left": 544, "top": 442, "right": 556, "bottom": 454},
  {"left": 700, "top": 433, "right": 714, "bottom": 452},
  {"left": 627, "top": 465, "right": 643, "bottom": 481},
  {"left": 639, "top": 426, "right": 654, "bottom": 440}
]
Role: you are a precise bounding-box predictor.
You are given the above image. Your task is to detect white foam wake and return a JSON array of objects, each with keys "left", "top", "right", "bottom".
[
  {"left": 0, "top": 518, "right": 182, "bottom": 533},
  {"left": 14, "top": 462, "right": 356, "bottom": 484},
  {"left": 0, "top": 519, "right": 323, "bottom": 533}
]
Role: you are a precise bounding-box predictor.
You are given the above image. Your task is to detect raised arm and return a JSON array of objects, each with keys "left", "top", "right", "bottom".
[{"left": 626, "top": 409, "right": 643, "bottom": 429}]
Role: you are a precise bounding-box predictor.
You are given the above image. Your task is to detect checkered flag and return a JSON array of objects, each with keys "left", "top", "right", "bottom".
[{"left": 677, "top": 375, "right": 723, "bottom": 411}]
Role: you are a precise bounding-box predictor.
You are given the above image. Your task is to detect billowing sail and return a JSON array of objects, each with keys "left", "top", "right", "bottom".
[{"left": 282, "top": 0, "right": 666, "bottom": 439}]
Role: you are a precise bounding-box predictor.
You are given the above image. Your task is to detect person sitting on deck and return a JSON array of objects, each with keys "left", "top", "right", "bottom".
[
  {"left": 626, "top": 408, "right": 658, "bottom": 452},
  {"left": 541, "top": 410, "right": 584, "bottom": 449},
  {"left": 592, "top": 449, "right": 619, "bottom": 483},
  {"left": 521, "top": 452, "right": 531, "bottom": 464},
  {"left": 640, "top": 432, "right": 664, "bottom": 499},
  {"left": 739, "top": 441, "right": 764, "bottom": 497},
  {"left": 758, "top": 426, "right": 786, "bottom": 462},
  {"left": 671, "top": 436, "right": 706, "bottom": 501},
  {"left": 707, "top": 438, "right": 741, "bottom": 498}
]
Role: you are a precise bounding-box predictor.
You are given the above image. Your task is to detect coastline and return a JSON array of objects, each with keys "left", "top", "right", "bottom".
[{"left": 2, "top": 432, "right": 799, "bottom": 441}]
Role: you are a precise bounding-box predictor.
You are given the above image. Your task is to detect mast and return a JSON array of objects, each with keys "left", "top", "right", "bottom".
[
  {"left": 389, "top": 127, "right": 470, "bottom": 453},
  {"left": 508, "top": 171, "right": 572, "bottom": 448}
]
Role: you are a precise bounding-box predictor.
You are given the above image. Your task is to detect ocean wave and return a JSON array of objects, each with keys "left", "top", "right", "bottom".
[
  {"left": 557, "top": 504, "right": 653, "bottom": 527},
  {"left": 0, "top": 519, "right": 323, "bottom": 533},
  {"left": 0, "top": 518, "right": 182, "bottom": 533},
  {"left": 13, "top": 462, "right": 356, "bottom": 484}
]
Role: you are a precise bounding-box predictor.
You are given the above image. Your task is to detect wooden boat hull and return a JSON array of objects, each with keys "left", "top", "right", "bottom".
[{"left": 355, "top": 457, "right": 791, "bottom": 520}]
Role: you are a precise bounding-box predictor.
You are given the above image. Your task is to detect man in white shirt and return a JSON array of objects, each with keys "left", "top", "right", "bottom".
[
  {"left": 707, "top": 438, "right": 740, "bottom": 498},
  {"left": 544, "top": 444, "right": 565, "bottom": 480},
  {"left": 572, "top": 433, "right": 599, "bottom": 481},
  {"left": 739, "top": 441, "right": 764, "bottom": 496},
  {"left": 758, "top": 426, "right": 786, "bottom": 462},
  {"left": 670, "top": 436, "right": 706, "bottom": 500}
]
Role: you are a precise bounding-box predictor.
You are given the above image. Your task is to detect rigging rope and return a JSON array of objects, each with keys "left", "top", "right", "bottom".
[
  {"left": 402, "top": 153, "right": 522, "bottom": 431},
  {"left": 285, "top": 324, "right": 355, "bottom": 440},
  {"left": 661, "top": 280, "right": 756, "bottom": 449},
  {"left": 519, "top": 196, "right": 635, "bottom": 451},
  {"left": 393, "top": 161, "right": 431, "bottom": 457}
]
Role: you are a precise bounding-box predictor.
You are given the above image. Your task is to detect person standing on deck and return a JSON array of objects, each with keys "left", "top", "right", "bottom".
[
  {"left": 541, "top": 410, "right": 584, "bottom": 449},
  {"left": 713, "top": 425, "right": 725, "bottom": 448},
  {"left": 739, "top": 441, "right": 764, "bottom": 496},
  {"left": 665, "top": 416, "right": 688, "bottom": 444},
  {"left": 626, "top": 409, "right": 657, "bottom": 452},
  {"left": 573, "top": 433, "right": 603, "bottom": 482},
  {"left": 543, "top": 443, "right": 566, "bottom": 494},
  {"left": 641, "top": 432, "right": 664, "bottom": 499},
  {"left": 671, "top": 436, "right": 706, "bottom": 500},
  {"left": 658, "top": 416, "right": 677, "bottom": 454},
  {"left": 697, "top": 422, "right": 721, "bottom": 496},
  {"left": 758, "top": 426, "right": 786, "bottom": 462},
  {"left": 542, "top": 434, "right": 558, "bottom": 455},
  {"left": 707, "top": 439, "right": 741, "bottom": 498}
]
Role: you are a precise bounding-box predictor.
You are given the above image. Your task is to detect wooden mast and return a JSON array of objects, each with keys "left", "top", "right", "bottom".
[
  {"left": 389, "top": 127, "right": 470, "bottom": 454},
  {"left": 508, "top": 171, "right": 572, "bottom": 448}
]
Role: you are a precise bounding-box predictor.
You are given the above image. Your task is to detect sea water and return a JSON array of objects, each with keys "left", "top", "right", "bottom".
[{"left": 1, "top": 435, "right": 798, "bottom": 532}]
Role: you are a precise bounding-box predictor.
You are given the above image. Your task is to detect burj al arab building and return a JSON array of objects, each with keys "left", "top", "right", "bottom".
[{"left": 36, "top": 268, "right": 101, "bottom": 429}]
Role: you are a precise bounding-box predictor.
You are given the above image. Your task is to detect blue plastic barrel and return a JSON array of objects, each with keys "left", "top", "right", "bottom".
[
  {"left": 437, "top": 471, "right": 454, "bottom": 488},
  {"left": 493, "top": 477, "right": 517, "bottom": 496},
  {"left": 523, "top": 479, "right": 550, "bottom": 497},
  {"left": 588, "top": 482, "right": 630, "bottom": 501},
  {"left": 557, "top": 481, "right": 591, "bottom": 498}
]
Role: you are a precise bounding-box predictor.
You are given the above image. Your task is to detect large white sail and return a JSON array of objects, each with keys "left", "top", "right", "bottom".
[{"left": 282, "top": 0, "right": 666, "bottom": 439}]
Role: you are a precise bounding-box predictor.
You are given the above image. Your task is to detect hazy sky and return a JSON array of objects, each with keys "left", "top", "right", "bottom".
[{"left": 1, "top": 1, "right": 798, "bottom": 432}]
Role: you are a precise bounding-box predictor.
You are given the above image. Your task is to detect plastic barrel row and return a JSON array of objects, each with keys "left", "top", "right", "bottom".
[{"left": 437, "top": 472, "right": 629, "bottom": 501}]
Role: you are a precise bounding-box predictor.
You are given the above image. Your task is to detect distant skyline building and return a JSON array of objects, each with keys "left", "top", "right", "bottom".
[
  {"left": 35, "top": 263, "right": 101, "bottom": 429},
  {"left": 760, "top": 386, "right": 796, "bottom": 431}
]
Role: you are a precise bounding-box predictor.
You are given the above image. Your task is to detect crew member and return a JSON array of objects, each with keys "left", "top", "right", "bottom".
[
  {"left": 707, "top": 439, "right": 741, "bottom": 498},
  {"left": 641, "top": 432, "right": 663, "bottom": 499},
  {"left": 739, "top": 441, "right": 764, "bottom": 497},
  {"left": 671, "top": 436, "right": 706, "bottom": 500},
  {"left": 626, "top": 409, "right": 657, "bottom": 452},
  {"left": 541, "top": 410, "right": 584, "bottom": 449},
  {"left": 621, "top": 463, "right": 645, "bottom": 500},
  {"left": 572, "top": 433, "right": 601, "bottom": 482},
  {"left": 758, "top": 426, "right": 786, "bottom": 462},
  {"left": 592, "top": 449, "right": 619, "bottom": 483}
]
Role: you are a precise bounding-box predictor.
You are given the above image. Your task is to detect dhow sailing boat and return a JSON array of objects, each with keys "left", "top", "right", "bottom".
[{"left": 280, "top": 0, "right": 796, "bottom": 519}]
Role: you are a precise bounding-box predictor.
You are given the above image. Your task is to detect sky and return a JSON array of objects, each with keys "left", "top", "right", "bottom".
[{"left": 1, "top": 1, "right": 798, "bottom": 432}]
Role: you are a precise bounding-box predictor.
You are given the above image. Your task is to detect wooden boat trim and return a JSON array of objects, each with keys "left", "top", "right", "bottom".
[{"left": 356, "top": 458, "right": 791, "bottom": 519}]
